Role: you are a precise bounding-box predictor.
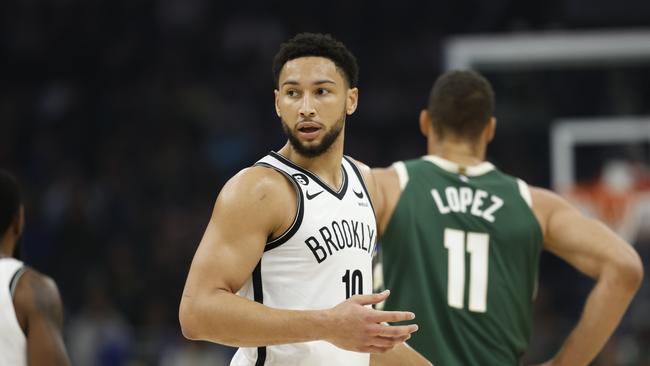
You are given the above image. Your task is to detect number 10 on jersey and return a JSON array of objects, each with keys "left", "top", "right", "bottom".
[
  {"left": 342, "top": 269, "right": 363, "bottom": 299},
  {"left": 444, "top": 228, "right": 489, "bottom": 313}
]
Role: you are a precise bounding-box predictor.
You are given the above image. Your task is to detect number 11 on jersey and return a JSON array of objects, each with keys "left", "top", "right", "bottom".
[{"left": 444, "top": 228, "right": 489, "bottom": 312}]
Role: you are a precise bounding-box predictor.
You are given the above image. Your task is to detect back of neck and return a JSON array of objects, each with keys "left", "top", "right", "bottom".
[{"left": 428, "top": 141, "right": 485, "bottom": 167}]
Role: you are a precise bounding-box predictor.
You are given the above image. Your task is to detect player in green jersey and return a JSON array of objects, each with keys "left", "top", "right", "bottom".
[{"left": 371, "top": 70, "right": 644, "bottom": 365}]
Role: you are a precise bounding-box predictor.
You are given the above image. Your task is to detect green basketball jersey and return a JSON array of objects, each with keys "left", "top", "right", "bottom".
[{"left": 381, "top": 155, "right": 543, "bottom": 365}]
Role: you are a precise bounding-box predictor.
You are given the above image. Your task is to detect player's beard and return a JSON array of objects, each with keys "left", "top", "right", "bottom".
[{"left": 281, "top": 111, "right": 346, "bottom": 158}]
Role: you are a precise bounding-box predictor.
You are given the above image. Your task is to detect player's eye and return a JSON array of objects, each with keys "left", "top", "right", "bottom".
[
  {"left": 316, "top": 88, "right": 329, "bottom": 96},
  {"left": 286, "top": 89, "right": 299, "bottom": 97}
]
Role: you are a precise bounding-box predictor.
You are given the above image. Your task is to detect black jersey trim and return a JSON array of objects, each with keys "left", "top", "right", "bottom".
[
  {"left": 343, "top": 156, "right": 376, "bottom": 218},
  {"left": 253, "top": 162, "right": 304, "bottom": 252},
  {"left": 252, "top": 260, "right": 267, "bottom": 365},
  {"left": 9, "top": 266, "right": 27, "bottom": 297},
  {"left": 269, "top": 151, "right": 349, "bottom": 200}
]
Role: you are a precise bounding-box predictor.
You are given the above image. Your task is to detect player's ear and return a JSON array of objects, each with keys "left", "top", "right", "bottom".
[
  {"left": 274, "top": 89, "right": 281, "bottom": 117},
  {"left": 346, "top": 87, "right": 358, "bottom": 115},
  {"left": 419, "top": 109, "right": 431, "bottom": 138},
  {"left": 485, "top": 117, "right": 496, "bottom": 143}
]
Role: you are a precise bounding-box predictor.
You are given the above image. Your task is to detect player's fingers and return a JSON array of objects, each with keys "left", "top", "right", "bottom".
[
  {"left": 368, "top": 309, "right": 416, "bottom": 323},
  {"left": 367, "top": 335, "right": 401, "bottom": 348},
  {"left": 378, "top": 334, "right": 412, "bottom": 346},
  {"left": 372, "top": 333, "right": 412, "bottom": 345},
  {"left": 370, "top": 323, "right": 419, "bottom": 337},
  {"left": 351, "top": 290, "right": 390, "bottom": 305}
]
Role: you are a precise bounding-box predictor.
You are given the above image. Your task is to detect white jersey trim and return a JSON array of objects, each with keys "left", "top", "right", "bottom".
[
  {"left": 9, "top": 267, "right": 27, "bottom": 296},
  {"left": 392, "top": 162, "right": 409, "bottom": 192},
  {"left": 517, "top": 178, "right": 533, "bottom": 208},
  {"left": 270, "top": 151, "right": 348, "bottom": 199},
  {"left": 422, "top": 155, "right": 495, "bottom": 176},
  {"left": 343, "top": 156, "right": 376, "bottom": 219},
  {"left": 253, "top": 161, "right": 305, "bottom": 250}
]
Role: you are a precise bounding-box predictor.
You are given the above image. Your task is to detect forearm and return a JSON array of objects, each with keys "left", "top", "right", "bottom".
[
  {"left": 551, "top": 271, "right": 639, "bottom": 366},
  {"left": 27, "top": 320, "right": 71, "bottom": 366},
  {"left": 371, "top": 342, "right": 432, "bottom": 366},
  {"left": 180, "top": 290, "right": 328, "bottom": 347}
]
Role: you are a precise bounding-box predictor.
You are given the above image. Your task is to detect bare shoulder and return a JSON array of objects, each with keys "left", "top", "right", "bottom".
[
  {"left": 347, "top": 157, "right": 401, "bottom": 193},
  {"left": 215, "top": 165, "right": 296, "bottom": 218},
  {"left": 529, "top": 186, "right": 567, "bottom": 206},
  {"left": 368, "top": 164, "right": 401, "bottom": 238},
  {"left": 346, "top": 156, "right": 374, "bottom": 184},
  {"left": 372, "top": 166, "right": 399, "bottom": 189},
  {"left": 13, "top": 268, "right": 64, "bottom": 329},
  {"left": 529, "top": 186, "right": 575, "bottom": 234},
  {"left": 213, "top": 165, "right": 297, "bottom": 237},
  {"left": 371, "top": 165, "right": 401, "bottom": 211},
  {"left": 219, "top": 165, "right": 295, "bottom": 205},
  {"left": 346, "top": 156, "right": 380, "bottom": 200}
]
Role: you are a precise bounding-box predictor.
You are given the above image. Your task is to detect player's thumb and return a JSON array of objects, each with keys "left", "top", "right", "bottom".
[{"left": 353, "top": 289, "right": 390, "bottom": 305}]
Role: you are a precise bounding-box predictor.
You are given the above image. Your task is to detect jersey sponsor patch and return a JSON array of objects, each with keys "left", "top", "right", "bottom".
[{"left": 293, "top": 173, "right": 310, "bottom": 185}]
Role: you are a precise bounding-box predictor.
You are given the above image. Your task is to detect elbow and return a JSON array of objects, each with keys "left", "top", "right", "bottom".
[
  {"left": 179, "top": 289, "right": 234, "bottom": 344},
  {"left": 179, "top": 300, "right": 201, "bottom": 341},
  {"left": 612, "top": 249, "right": 644, "bottom": 292},
  {"left": 179, "top": 319, "right": 198, "bottom": 341}
]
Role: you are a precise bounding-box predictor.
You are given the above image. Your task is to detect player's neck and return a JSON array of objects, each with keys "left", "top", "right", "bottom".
[
  {"left": 279, "top": 135, "right": 345, "bottom": 190},
  {"left": 0, "top": 238, "right": 13, "bottom": 258},
  {"left": 428, "top": 140, "right": 486, "bottom": 167}
]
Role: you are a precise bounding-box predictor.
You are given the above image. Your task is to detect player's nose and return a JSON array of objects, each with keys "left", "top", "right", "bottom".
[{"left": 299, "top": 95, "right": 316, "bottom": 117}]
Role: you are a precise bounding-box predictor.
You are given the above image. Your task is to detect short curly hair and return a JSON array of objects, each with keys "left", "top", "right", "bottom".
[
  {"left": 427, "top": 70, "right": 495, "bottom": 140},
  {"left": 272, "top": 33, "right": 359, "bottom": 88}
]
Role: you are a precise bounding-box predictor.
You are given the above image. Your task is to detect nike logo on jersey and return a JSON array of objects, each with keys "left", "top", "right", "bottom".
[
  {"left": 306, "top": 190, "right": 324, "bottom": 200},
  {"left": 353, "top": 189, "right": 364, "bottom": 199}
]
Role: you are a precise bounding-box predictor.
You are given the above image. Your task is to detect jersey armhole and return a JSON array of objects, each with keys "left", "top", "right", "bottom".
[
  {"left": 253, "top": 162, "right": 305, "bottom": 251},
  {"left": 9, "top": 266, "right": 27, "bottom": 298},
  {"left": 343, "top": 156, "right": 376, "bottom": 217},
  {"left": 517, "top": 178, "right": 533, "bottom": 208},
  {"left": 392, "top": 161, "right": 409, "bottom": 192}
]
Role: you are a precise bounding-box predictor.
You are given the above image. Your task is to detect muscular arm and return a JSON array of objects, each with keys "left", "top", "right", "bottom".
[
  {"left": 531, "top": 187, "right": 644, "bottom": 366},
  {"left": 13, "top": 270, "right": 71, "bottom": 366},
  {"left": 179, "top": 167, "right": 417, "bottom": 351},
  {"left": 371, "top": 342, "right": 433, "bottom": 366}
]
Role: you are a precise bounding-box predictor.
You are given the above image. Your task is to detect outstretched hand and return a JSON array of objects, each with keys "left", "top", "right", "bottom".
[{"left": 324, "top": 290, "right": 419, "bottom": 353}]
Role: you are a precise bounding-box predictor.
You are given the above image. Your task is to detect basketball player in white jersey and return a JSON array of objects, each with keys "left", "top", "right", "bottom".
[
  {"left": 0, "top": 170, "right": 71, "bottom": 365},
  {"left": 179, "top": 33, "right": 431, "bottom": 366}
]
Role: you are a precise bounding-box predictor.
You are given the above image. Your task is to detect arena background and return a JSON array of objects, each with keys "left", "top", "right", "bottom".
[{"left": 1, "top": 1, "right": 649, "bottom": 365}]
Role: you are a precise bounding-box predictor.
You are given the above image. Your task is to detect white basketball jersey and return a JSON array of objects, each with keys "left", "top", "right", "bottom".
[
  {"left": 230, "top": 152, "right": 377, "bottom": 366},
  {"left": 0, "top": 257, "right": 27, "bottom": 366}
]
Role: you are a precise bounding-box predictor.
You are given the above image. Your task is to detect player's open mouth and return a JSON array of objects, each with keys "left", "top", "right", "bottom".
[{"left": 297, "top": 123, "right": 322, "bottom": 140}]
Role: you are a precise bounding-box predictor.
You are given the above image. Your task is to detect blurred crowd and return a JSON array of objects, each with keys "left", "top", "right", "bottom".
[{"left": 1, "top": 1, "right": 650, "bottom": 365}]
